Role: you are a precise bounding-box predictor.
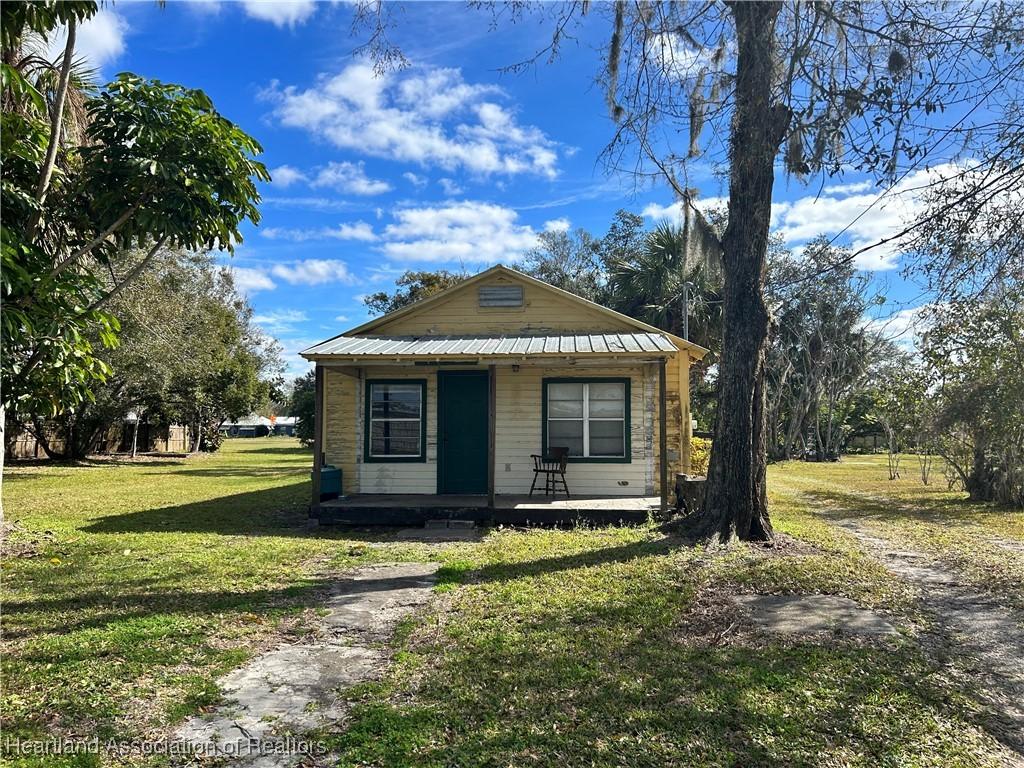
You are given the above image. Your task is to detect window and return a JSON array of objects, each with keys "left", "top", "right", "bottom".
[
  {"left": 544, "top": 379, "right": 630, "bottom": 461},
  {"left": 365, "top": 380, "right": 426, "bottom": 461}
]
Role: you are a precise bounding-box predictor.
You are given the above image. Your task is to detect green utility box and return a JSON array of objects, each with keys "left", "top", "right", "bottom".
[{"left": 314, "top": 464, "right": 342, "bottom": 501}]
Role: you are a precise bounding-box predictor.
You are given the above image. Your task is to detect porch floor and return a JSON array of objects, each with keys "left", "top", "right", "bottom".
[{"left": 316, "top": 493, "right": 661, "bottom": 526}]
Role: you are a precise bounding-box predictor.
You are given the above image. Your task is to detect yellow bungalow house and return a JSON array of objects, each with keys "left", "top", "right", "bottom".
[{"left": 300, "top": 264, "right": 707, "bottom": 525}]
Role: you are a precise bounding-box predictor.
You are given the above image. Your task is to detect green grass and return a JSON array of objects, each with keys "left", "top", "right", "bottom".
[
  {"left": 2, "top": 444, "right": 1018, "bottom": 766},
  {"left": 1, "top": 439, "right": 390, "bottom": 764},
  {"left": 325, "top": 525, "right": 1002, "bottom": 767},
  {"left": 770, "top": 455, "right": 1024, "bottom": 611}
]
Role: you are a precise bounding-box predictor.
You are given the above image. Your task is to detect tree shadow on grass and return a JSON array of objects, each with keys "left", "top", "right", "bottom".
[
  {"left": 803, "top": 487, "right": 1000, "bottom": 529},
  {"left": 3, "top": 567, "right": 428, "bottom": 642},
  {"left": 330, "top": 580, "right": 981, "bottom": 766},
  {"left": 140, "top": 467, "right": 309, "bottom": 478},
  {"left": 231, "top": 444, "right": 312, "bottom": 456},
  {"left": 437, "top": 535, "right": 680, "bottom": 589},
  {"left": 82, "top": 480, "right": 325, "bottom": 538}
]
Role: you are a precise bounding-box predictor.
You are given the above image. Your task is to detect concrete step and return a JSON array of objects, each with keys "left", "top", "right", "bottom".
[{"left": 424, "top": 518, "right": 477, "bottom": 530}]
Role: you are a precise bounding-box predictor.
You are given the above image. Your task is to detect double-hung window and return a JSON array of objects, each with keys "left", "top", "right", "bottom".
[
  {"left": 544, "top": 379, "right": 630, "bottom": 461},
  {"left": 365, "top": 380, "right": 426, "bottom": 461}
]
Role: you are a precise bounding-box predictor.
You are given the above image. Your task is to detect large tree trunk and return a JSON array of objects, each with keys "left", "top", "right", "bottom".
[
  {"left": 692, "top": 1, "right": 790, "bottom": 542},
  {"left": 967, "top": 441, "right": 994, "bottom": 501}
]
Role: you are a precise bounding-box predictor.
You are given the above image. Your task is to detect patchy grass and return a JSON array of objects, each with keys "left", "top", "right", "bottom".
[
  {"left": 0, "top": 439, "right": 388, "bottom": 764},
  {"left": 771, "top": 455, "right": 1024, "bottom": 612},
  {"left": 3, "top": 444, "right": 1018, "bottom": 766},
  {"left": 328, "top": 526, "right": 1003, "bottom": 767}
]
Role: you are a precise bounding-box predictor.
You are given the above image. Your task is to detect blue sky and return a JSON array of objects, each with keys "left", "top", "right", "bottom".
[{"left": 73, "top": 1, "right": 939, "bottom": 378}]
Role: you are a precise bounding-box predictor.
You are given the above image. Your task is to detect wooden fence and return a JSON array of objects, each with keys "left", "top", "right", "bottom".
[{"left": 8, "top": 424, "right": 189, "bottom": 460}]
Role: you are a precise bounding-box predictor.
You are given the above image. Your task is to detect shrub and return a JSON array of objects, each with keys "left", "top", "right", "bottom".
[
  {"left": 690, "top": 437, "right": 711, "bottom": 475},
  {"left": 199, "top": 424, "right": 225, "bottom": 453}
]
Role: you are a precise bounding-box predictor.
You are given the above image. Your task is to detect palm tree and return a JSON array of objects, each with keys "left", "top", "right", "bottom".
[{"left": 606, "top": 222, "right": 723, "bottom": 354}]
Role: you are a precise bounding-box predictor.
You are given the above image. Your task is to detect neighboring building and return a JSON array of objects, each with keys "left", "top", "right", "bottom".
[
  {"left": 273, "top": 416, "right": 298, "bottom": 436},
  {"left": 300, "top": 265, "right": 707, "bottom": 521},
  {"left": 220, "top": 414, "right": 274, "bottom": 437}
]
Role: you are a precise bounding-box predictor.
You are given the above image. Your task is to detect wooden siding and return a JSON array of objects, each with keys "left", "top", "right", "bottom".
[
  {"left": 493, "top": 364, "right": 655, "bottom": 496},
  {"left": 357, "top": 368, "right": 438, "bottom": 494},
  {"left": 323, "top": 358, "right": 692, "bottom": 499},
  {"left": 323, "top": 369, "right": 358, "bottom": 494},
  {"left": 657, "top": 351, "right": 692, "bottom": 484},
  {"left": 368, "top": 274, "right": 645, "bottom": 336}
]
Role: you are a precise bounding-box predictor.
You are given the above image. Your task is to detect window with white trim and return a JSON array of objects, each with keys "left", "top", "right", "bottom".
[
  {"left": 366, "top": 381, "right": 425, "bottom": 459},
  {"left": 545, "top": 380, "right": 628, "bottom": 459}
]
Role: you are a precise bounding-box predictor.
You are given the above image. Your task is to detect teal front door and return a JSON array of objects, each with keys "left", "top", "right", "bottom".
[{"left": 438, "top": 370, "right": 489, "bottom": 494}]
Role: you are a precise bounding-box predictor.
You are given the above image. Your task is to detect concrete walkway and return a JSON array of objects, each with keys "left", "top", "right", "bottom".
[
  {"left": 173, "top": 562, "right": 438, "bottom": 767},
  {"left": 832, "top": 519, "right": 1024, "bottom": 758}
]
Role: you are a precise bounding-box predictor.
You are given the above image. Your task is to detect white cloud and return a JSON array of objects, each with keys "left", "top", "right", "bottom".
[
  {"left": 403, "top": 172, "right": 428, "bottom": 188},
  {"left": 863, "top": 304, "right": 935, "bottom": 350},
  {"left": 185, "top": 0, "right": 223, "bottom": 15},
  {"left": 311, "top": 161, "right": 391, "bottom": 195},
  {"left": 262, "top": 196, "right": 354, "bottom": 212},
  {"left": 229, "top": 266, "right": 276, "bottom": 294},
  {"left": 253, "top": 308, "right": 308, "bottom": 334},
  {"left": 642, "top": 165, "right": 965, "bottom": 271},
  {"left": 543, "top": 217, "right": 571, "bottom": 233},
  {"left": 271, "top": 259, "right": 358, "bottom": 286},
  {"left": 277, "top": 336, "right": 318, "bottom": 379},
  {"left": 334, "top": 314, "right": 349, "bottom": 322},
  {"left": 438, "top": 178, "right": 464, "bottom": 196},
  {"left": 269, "top": 165, "right": 308, "bottom": 187},
  {"left": 381, "top": 201, "right": 540, "bottom": 263},
  {"left": 648, "top": 32, "right": 720, "bottom": 77},
  {"left": 262, "top": 62, "right": 561, "bottom": 178},
  {"left": 241, "top": 0, "right": 317, "bottom": 27},
  {"left": 48, "top": 9, "right": 128, "bottom": 71},
  {"left": 261, "top": 222, "right": 377, "bottom": 242},
  {"left": 642, "top": 197, "right": 730, "bottom": 222}
]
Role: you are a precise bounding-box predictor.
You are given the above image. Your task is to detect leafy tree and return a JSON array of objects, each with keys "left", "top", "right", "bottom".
[
  {"left": 920, "top": 288, "right": 1024, "bottom": 506},
  {"left": 289, "top": 370, "right": 316, "bottom": 447},
  {"left": 867, "top": 349, "right": 930, "bottom": 481},
  {"left": 18, "top": 249, "right": 282, "bottom": 459},
  {"left": 765, "top": 239, "right": 882, "bottom": 461},
  {"left": 607, "top": 222, "right": 723, "bottom": 349},
  {"left": 351, "top": 0, "right": 1022, "bottom": 541},
  {"left": 1, "top": 1, "right": 268, "bottom": 503},
  {"left": 363, "top": 269, "right": 468, "bottom": 315},
  {"left": 521, "top": 227, "right": 606, "bottom": 303}
]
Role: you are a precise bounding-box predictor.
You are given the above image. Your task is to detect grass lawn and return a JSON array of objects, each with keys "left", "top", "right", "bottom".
[
  {"left": 770, "top": 456, "right": 1024, "bottom": 613},
  {"left": 2, "top": 442, "right": 1020, "bottom": 766}
]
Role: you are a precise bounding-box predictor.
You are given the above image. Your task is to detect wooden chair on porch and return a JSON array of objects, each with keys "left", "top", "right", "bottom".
[{"left": 529, "top": 446, "right": 570, "bottom": 498}]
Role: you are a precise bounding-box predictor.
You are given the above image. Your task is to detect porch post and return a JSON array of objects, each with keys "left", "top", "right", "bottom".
[
  {"left": 658, "top": 358, "right": 668, "bottom": 515},
  {"left": 311, "top": 363, "right": 324, "bottom": 514},
  {"left": 488, "top": 364, "right": 497, "bottom": 510}
]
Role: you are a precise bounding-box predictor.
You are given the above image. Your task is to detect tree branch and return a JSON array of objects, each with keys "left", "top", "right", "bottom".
[
  {"left": 86, "top": 236, "right": 169, "bottom": 314},
  {"left": 26, "top": 18, "right": 77, "bottom": 241},
  {"left": 50, "top": 193, "right": 151, "bottom": 278}
]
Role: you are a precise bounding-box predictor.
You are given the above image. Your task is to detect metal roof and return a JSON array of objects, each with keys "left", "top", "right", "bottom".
[{"left": 301, "top": 332, "right": 678, "bottom": 359}]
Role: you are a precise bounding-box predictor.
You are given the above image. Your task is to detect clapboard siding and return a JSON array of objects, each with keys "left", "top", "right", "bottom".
[
  {"left": 353, "top": 367, "right": 439, "bottom": 494},
  {"left": 372, "top": 276, "right": 638, "bottom": 336},
  {"left": 325, "top": 362, "right": 682, "bottom": 497},
  {"left": 493, "top": 365, "right": 655, "bottom": 496},
  {"left": 323, "top": 369, "right": 358, "bottom": 495}
]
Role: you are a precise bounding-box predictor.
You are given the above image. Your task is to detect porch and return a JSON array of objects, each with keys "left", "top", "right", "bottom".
[{"left": 316, "top": 493, "right": 661, "bottom": 526}]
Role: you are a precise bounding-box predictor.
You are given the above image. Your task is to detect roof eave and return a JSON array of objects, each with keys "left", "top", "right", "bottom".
[{"left": 300, "top": 349, "right": 679, "bottom": 364}]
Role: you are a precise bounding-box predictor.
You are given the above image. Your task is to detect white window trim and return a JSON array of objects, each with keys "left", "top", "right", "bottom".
[
  {"left": 547, "top": 382, "right": 627, "bottom": 458},
  {"left": 368, "top": 384, "right": 423, "bottom": 459}
]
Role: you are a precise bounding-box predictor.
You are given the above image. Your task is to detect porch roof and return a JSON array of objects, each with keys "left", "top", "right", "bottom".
[{"left": 301, "top": 332, "right": 678, "bottom": 360}]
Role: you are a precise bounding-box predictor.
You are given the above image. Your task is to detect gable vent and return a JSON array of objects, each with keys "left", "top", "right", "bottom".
[{"left": 478, "top": 284, "right": 524, "bottom": 307}]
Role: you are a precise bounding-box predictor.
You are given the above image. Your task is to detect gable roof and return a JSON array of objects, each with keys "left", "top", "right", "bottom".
[{"left": 308, "top": 265, "right": 707, "bottom": 359}]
